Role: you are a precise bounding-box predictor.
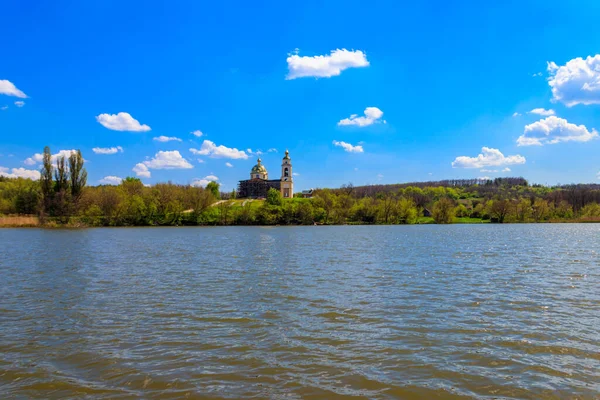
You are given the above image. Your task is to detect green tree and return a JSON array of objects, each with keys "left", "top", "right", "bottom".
[
  {"left": 68, "top": 150, "right": 87, "bottom": 204},
  {"left": 531, "top": 198, "right": 550, "bottom": 222},
  {"left": 206, "top": 181, "right": 220, "bottom": 200},
  {"left": 266, "top": 187, "right": 282, "bottom": 206},
  {"left": 432, "top": 198, "right": 455, "bottom": 224},
  {"left": 396, "top": 198, "right": 418, "bottom": 224},
  {"left": 40, "top": 146, "right": 54, "bottom": 215}
]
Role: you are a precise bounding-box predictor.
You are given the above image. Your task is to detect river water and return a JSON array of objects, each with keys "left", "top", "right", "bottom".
[{"left": 0, "top": 225, "right": 599, "bottom": 399}]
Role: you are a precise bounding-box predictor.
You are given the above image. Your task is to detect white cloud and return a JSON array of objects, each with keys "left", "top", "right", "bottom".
[
  {"left": 190, "top": 140, "right": 248, "bottom": 159},
  {"left": 197, "top": 159, "right": 205, "bottom": 163},
  {"left": 191, "top": 175, "right": 219, "bottom": 187},
  {"left": 143, "top": 150, "right": 193, "bottom": 170},
  {"left": 133, "top": 163, "right": 151, "bottom": 178},
  {"left": 0, "top": 167, "right": 40, "bottom": 180},
  {"left": 512, "top": 112, "right": 521, "bottom": 117},
  {"left": 286, "top": 49, "right": 369, "bottom": 79},
  {"left": 24, "top": 149, "right": 78, "bottom": 165},
  {"left": 338, "top": 107, "right": 384, "bottom": 127},
  {"left": 191, "top": 130, "right": 203, "bottom": 137},
  {"left": 0, "top": 80, "right": 27, "bottom": 98},
  {"left": 247, "top": 148, "right": 263, "bottom": 156},
  {"left": 99, "top": 176, "right": 123, "bottom": 185},
  {"left": 518, "top": 116, "right": 598, "bottom": 146},
  {"left": 597, "top": 171, "right": 600, "bottom": 180},
  {"left": 293, "top": 172, "right": 300, "bottom": 176},
  {"left": 532, "top": 72, "right": 543, "bottom": 77},
  {"left": 92, "top": 146, "right": 123, "bottom": 155},
  {"left": 225, "top": 162, "right": 233, "bottom": 167},
  {"left": 480, "top": 169, "right": 498, "bottom": 173},
  {"left": 96, "top": 112, "right": 151, "bottom": 132},
  {"left": 332, "top": 140, "right": 364, "bottom": 153},
  {"left": 1, "top": 106, "right": 7, "bottom": 111},
  {"left": 153, "top": 136, "right": 182, "bottom": 142},
  {"left": 528, "top": 108, "right": 555, "bottom": 116},
  {"left": 14, "top": 101, "right": 25, "bottom": 108},
  {"left": 478, "top": 176, "right": 491, "bottom": 181},
  {"left": 547, "top": 55, "right": 600, "bottom": 106},
  {"left": 502, "top": 167, "right": 511, "bottom": 172},
  {"left": 452, "top": 147, "right": 526, "bottom": 168},
  {"left": 267, "top": 148, "right": 278, "bottom": 153}
]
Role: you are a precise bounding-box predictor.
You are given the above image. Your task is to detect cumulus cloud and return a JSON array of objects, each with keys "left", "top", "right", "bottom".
[
  {"left": 286, "top": 49, "right": 369, "bottom": 79},
  {"left": 452, "top": 147, "right": 526, "bottom": 168},
  {"left": 547, "top": 55, "right": 600, "bottom": 106},
  {"left": 518, "top": 116, "right": 598, "bottom": 146},
  {"left": 247, "top": 148, "right": 263, "bottom": 156},
  {"left": 14, "top": 101, "right": 25, "bottom": 107},
  {"left": 478, "top": 176, "right": 492, "bottom": 181},
  {"left": 99, "top": 176, "right": 123, "bottom": 185},
  {"left": 143, "top": 150, "right": 193, "bottom": 170},
  {"left": 96, "top": 112, "right": 151, "bottom": 132},
  {"left": 191, "top": 175, "right": 219, "bottom": 187},
  {"left": 133, "top": 163, "right": 151, "bottom": 178},
  {"left": 267, "top": 148, "right": 278, "bottom": 153},
  {"left": 503, "top": 167, "right": 511, "bottom": 172},
  {"left": 0, "top": 166, "right": 40, "bottom": 180},
  {"left": 225, "top": 162, "right": 233, "bottom": 168},
  {"left": 92, "top": 146, "right": 123, "bottom": 155},
  {"left": 480, "top": 169, "right": 498, "bottom": 173},
  {"left": 338, "top": 107, "right": 384, "bottom": 127},
  {"left": 512, "top": 112, "right": 521, "bottom": 117},
  {"left": 332, "top": 140, "right": 364, "bottom": 153},
  {"left": 293, "top": 172, "right": 300, "bottom": 176},
  {"left": 24, "top": 149, "right": 78, "bottom": 165},
  {"left": 528, "top": 108, "right": 555, "bottom": 116},
  {"left": 153, "top": 136, "right": 182, "bottom": 142},
  {"left": 190, "top": 140, "right": 248, "bottom": 159},
  {"left": 0, "top": 80, "right": 27, "bottom": 98},
  {"left": 191, "top": 130, "right": 203, "bottom": 137}
]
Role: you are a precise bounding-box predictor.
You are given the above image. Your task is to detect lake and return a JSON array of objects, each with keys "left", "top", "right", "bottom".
[{"left": 0, "top": 225, "right": 599, "bottom": 399}]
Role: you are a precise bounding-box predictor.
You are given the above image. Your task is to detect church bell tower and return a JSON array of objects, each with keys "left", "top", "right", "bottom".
[{"left": 280, "top": 150, "right": 293, "bottom": 198}]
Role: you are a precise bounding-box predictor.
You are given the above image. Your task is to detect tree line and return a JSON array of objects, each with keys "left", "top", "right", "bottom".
[{"left": 2, "top": 147, "right": 600, "bottom": 226}]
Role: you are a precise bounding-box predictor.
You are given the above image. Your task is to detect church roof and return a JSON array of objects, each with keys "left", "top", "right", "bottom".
[{"left": 251, "top": 158, "right": 267, "bottom": 173}]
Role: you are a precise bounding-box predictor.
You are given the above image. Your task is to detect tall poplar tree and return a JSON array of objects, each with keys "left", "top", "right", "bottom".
[{"left": 40, "top": 146, "right": 54, "bottom": 214}]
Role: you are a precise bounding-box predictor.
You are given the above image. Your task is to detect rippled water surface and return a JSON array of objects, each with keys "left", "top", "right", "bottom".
[{"left": 1, "top": 225, "right": 599, "bottom": 399}]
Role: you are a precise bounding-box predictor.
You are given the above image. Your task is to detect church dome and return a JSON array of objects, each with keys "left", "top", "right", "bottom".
[{"left": 251, "top": 158, "right": 267, "bottom": 174}]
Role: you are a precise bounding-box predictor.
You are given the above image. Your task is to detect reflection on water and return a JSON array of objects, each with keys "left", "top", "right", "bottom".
[{"left": 0, "top": 225, "right": 599, "bottom": 399}]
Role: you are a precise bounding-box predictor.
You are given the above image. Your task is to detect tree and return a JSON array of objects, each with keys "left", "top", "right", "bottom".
[
  {"left": 487, "top": 199, "right": 512, "bottom": 223},
  {"left": 378, "top": 192, "right": 396, "bottom": 224},
  {"left": 206, "top": 181, "right": 220, "bottom": 200},
  {"left": 515, "top": 198, "right": 531, "bottom": 222},
  {"left": 432, "top": 198, "right": 455, "bottom": 224},
  {"left": 531, "top": 198, "right": 550, "bottom": 222},
  {"left": 40, "top": 146, "right": 54, "bottom": 214},
  {"left": 68, "top": 150, "right": 87, "bottom": 203},
  {"left": 266, "top": 187, "right": 282, "bottom": 206},
  {"left": 396, "top": 198, "right": 418, "bottom": 224}
]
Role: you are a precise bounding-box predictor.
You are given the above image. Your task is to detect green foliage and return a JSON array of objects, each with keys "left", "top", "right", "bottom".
[
  {"left": 266, "top": 187, "right": 282, "bottom": 206},
  {"left": 206, "top": 181, "right": 220, "bottom": 200},
  {"left": 3, "top": 146, "right": 600, "bottom": 226},
  {"left": 432, "top": 198, "right": 455, "bottom": 224}
]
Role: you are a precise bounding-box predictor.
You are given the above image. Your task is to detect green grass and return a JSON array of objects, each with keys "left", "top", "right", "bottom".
[{"left": 454, "top": 217, "right": 490, "bottom": 224}]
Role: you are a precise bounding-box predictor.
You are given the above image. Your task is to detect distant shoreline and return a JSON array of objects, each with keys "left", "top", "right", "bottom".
[{"left": 2, "top": 216, "right": 599, "bottom": 229}]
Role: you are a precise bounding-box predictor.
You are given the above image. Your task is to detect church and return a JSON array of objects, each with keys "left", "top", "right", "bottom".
[{"left": 237, "top": 150, "right": 293, "bottom": 198}]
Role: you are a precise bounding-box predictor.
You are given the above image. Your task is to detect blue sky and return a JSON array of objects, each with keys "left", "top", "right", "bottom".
[{"left": 2, "top": 0, "right": 600, "bottom": 191}]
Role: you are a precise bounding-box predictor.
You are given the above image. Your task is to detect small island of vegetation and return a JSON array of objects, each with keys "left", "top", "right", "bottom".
[{"left": 2, "top": 147, "right": 600, "bottom": 227}]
